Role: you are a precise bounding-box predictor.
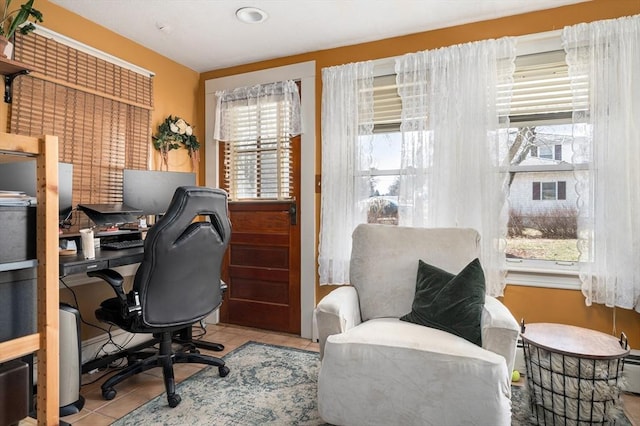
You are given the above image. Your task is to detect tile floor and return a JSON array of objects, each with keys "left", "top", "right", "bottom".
[
  {"left": 60, "top": 324, "right": 319, "bottom": 425},
  {"left": 56, "top": 323, "right": 640, "bottom": 425}
]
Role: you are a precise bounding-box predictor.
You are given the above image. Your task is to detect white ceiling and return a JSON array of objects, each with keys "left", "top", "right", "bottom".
[{"left": 49, "top": 0, "right": 588, "bottom": 73}]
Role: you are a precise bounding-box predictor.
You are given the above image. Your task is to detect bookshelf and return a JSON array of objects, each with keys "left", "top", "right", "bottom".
[{"left": 0, "top": 132, "right": 59, "bottom": 424}]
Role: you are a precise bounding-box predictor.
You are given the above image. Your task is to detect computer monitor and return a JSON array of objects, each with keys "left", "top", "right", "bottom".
[
  {"left": 122, "top": 169, "right": 197, "bottom": 216},
  {"left": 0, "top": 160, "right": 74, "bottom": 221}
]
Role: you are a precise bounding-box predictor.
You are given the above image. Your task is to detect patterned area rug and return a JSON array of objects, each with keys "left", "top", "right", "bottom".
[
  {"left": 113, "top": 341, "right": 325, "bottom": 426},
  {"left": 114, "top": 341, "right": 630, "bottom": 425}
]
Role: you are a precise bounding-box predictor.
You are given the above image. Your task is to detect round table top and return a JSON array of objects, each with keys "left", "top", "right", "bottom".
[{"left": 521, "top": 322, "right": 630, "bottom": 359}]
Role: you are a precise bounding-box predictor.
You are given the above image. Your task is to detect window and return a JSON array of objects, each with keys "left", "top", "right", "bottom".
[
  {"left": 359, "top": 74, "right": 403, "bottom": 225},
  {"left": 362, "top": 50, "right": 585, "bottom": 265},
  {"left": 505, "top": 50, "right": 587, "bottom": 264},
  {"left": 215, "top": 81, "right": 300, "bottom": 201},
  {"left": 360, "top": 132, "right": 401, "bottom": 225},
  {"left": 531, "top": 144, "right": 562, "bottom": 160},
  {"left": 532, "top": 181, "right": 566, "bottom": 200}
]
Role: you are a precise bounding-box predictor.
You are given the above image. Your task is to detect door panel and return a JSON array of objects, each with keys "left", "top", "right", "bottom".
[{"left": 221, "top": 201, "right": 300, "bottom": 334}]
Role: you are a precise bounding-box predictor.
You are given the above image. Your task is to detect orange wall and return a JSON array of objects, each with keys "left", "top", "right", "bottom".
[
  {"left": 198, "top": 0, "right": 640, "bottom": 346},
  {"left": 0, "top": 1, "right": 204, "bottom": 340}
]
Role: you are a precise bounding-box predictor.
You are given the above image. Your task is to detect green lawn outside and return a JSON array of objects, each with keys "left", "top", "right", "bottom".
[{"left": 506, "top": 237, "right": 579, "bottom": 262}]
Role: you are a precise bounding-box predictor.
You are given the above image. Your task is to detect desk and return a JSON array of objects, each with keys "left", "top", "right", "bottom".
[
  {"left": 59, "top": 240, "right": 147, "bottom": 375},
  {"left": 59, "top": 246, "right": 144, "bottom": 277},
  {"left": 59, "top": 229, "right": 145, "bottom": 277}
]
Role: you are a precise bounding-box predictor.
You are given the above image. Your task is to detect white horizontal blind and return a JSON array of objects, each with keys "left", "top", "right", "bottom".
[
  {"left": 369, "top": 50, "right": 589, "bottom": 131},
  {"left": 371, "top": 74, "right": 402, "bottom": 129},
  {"left": 223, "top": 99, "right": 294, "bottom": 200},
  {"left": 500, "top": 50, "right": 589, "bottom": 121}
]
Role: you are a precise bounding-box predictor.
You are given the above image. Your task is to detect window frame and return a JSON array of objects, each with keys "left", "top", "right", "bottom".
[
  {"left": 365, "top": 33, "right": 584, "bottom": 289},
  {"left": 504, "top": 30, "right": 581, "bottom": 288}
]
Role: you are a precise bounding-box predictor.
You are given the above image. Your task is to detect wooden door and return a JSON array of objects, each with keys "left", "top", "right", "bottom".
[
  {"left": 219, "top": 134, "right": 301, "bottom": 334},
  {"left": 221, "top": 201, "right": 300, "bottom": 334}
]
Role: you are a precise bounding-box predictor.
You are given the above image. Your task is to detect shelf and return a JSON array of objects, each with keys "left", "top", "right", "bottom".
[
  {"left": 0, "top": 334, "right": 39, "bottom": 363},
  {"left": 0, "top": 132, "right": 60, "bottom": 424},
  {"left": 0, "top": 56, "right": 30, "bottom": 75},
  {"left": 0, "top": 259, "right": 38, "bottom": 272},
  {"left": 0, "top": 56, "right": 32, "bottom": 103}
]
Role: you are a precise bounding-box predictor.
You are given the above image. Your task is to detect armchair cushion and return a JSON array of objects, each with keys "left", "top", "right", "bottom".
[{"left": 400, "top": 258, "right": 485, "bottom": 346}]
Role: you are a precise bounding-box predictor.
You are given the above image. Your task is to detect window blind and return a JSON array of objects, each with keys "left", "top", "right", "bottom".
[
  {"left": 369, "top": 50, "right": 590, "bottom": 130},
  {"left": 218, "top": 81, "right": 300, "bottom": 201},
  {"left": 223, "top": 101, "right": 294, "bottom": 200},
  {"left": 501, "top": 50, "right": 588, "bottom": 122},
  {"left": 10, "top": 31, "right": 153, "bottom": 227},
  {"left": 371, "top": 74, "right": 402, "bottom": 131}
]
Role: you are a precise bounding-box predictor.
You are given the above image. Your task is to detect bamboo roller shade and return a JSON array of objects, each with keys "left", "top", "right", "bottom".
[{"left": 10, "top": 32, "right": 153, "bottom": 228}]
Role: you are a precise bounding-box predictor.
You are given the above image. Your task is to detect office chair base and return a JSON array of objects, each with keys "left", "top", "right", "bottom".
[
  {"left": 174, "top": 326, "right": 225, "bottom": 352},
  {"left": 168, "top": 394, "right": 181, "bottom": 408},
  {"left": 100, "top": 349, "right": 228, "bottom": 405}
]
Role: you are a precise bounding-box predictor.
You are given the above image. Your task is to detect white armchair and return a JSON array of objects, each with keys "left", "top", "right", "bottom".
[{"left": 315, "top": 224, "right": 520, "bottom": 426}]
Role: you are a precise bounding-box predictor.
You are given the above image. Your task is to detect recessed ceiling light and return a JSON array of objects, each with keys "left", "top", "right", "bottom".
[{"left": 235, "top": 7, "right": 268, "bottom": 24}]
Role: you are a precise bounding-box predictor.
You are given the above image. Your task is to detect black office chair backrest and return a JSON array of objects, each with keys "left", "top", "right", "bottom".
[{"left": 133, "top": 186, "right": 231, "bottom": 327}]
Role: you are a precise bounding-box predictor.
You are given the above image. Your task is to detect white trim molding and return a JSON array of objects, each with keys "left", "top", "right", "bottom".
[
  {"left": 32, "top": 24, "right": 155, "bottom": 77},
  {"left": 204, "top": 61, "right": 317, "bottom": 339}
]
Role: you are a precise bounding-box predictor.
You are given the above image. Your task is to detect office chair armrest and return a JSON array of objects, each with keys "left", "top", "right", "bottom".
[
  {"left": 88, "top": 269, "right": 126, "bottom": 302},
  {"left": 88, "top": 269, "right": 142, "bottom": 318}
]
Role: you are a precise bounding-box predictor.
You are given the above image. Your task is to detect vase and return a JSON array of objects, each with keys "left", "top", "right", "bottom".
[{"left": 0, "top": 36, "right": 13, "bottom": 59}]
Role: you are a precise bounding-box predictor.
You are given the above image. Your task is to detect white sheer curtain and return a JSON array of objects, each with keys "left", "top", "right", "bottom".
[
  {"left": 563, "top": 15, "right": 640, "bottom": 310},
  {"left": 214, "top": 80, "right": 301, "bottom": 141},
  {"left": 394, "top": 38, "right": 516, "bottom": 296},
  {"left": 318, "top": 61, "right": 374, "bottom": 285}
]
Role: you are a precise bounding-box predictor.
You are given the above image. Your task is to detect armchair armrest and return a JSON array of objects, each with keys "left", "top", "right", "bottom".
[
  {"left": 481, "top": 296, "right": 520, "bottom": 376},
  {"left": 314, "top": 286, "right": 362, "bottom": 359}
]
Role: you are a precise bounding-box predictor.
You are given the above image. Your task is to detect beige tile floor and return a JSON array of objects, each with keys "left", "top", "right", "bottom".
[
  {"left": 60, "top": 324, "right": 319, "bottom": 425},
  {"left": 57, "top": 323, "right": 640, "bottom": 425}
]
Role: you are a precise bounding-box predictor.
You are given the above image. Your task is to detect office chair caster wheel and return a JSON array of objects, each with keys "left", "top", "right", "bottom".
[
  {"left": 102, "top": 388, "right": 117, "bottom": 400},
  {"left": 168, "top": 394, "right": 181, "bottom": 408},
  {"left": 218, "top": 365, "right": 230, "bottom": 377}
]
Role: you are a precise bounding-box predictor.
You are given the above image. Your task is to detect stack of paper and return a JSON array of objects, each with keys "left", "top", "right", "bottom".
[{"left": 0, "top": 191, "right": 37, "bottom": 206}]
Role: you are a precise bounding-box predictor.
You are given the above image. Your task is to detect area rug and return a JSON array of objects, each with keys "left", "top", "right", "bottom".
[{"left": 113, "top": 341, "right": 630, "bottom": 425}]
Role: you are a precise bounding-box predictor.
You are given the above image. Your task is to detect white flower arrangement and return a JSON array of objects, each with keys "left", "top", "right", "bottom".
[{"left": 153, "top": 115, "right": 200, "bottom": 170}]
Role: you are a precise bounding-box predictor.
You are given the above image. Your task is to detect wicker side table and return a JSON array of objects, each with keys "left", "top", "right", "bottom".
[{"left": 521, "top": 322, "right": 629, "bottom": 425}]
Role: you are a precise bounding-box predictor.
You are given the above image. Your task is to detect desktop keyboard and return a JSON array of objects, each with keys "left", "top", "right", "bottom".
[{"left": 100, "top": 239, "right": 145, "bottom": 250}]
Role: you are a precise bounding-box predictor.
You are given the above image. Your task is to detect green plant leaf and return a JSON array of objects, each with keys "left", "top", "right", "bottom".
[{"left": 4, "top": 0, "right": 42, "bottom": 39}]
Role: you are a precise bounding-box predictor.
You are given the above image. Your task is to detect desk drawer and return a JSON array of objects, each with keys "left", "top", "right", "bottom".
[{"left": 60, "top": 259, "right": 108, "bottom": 276}]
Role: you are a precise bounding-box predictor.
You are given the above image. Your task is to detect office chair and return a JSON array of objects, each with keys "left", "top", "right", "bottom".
[{"left": 88, "top": 186, "right": 231, "bottom": 408}]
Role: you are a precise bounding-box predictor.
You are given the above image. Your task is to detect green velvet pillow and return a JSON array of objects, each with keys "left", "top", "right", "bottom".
[{"left": 400, "top": 258, "right": 485, "bottom": 346}]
